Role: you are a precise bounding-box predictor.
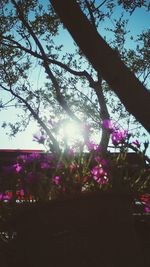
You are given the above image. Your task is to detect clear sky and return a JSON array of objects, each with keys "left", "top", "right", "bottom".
[{"left": 0, "top": 1, "right": 149, "bottom": 153}]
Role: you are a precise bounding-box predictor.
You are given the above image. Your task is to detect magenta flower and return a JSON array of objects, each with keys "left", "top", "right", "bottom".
[
  {"left": 17, "top": 154, "right": 28, "bottom": 161},
  {"left": 14, "top": 163, "right": 22, "bottom": 173},
  {"left": 0, "top": 193, "right": 4, "bottom": 201},
  {"left": 91, "top": 166, "right": 104, "bottom": 176},
  {"left": 40, "top": 162, "right": 50, "bottom": 169},
  {"left": 102, "top": 119, "right": 116, "bottom": 132},
  {"left": 24, "top": 153, "right": 41, "bottom": 165},
  {"left": 132, "top": 140, "right": 140, "bottom": 148},
  {"left": 43, "top": 154, "right": 54, "bottom": 162},
  {"left": 30, "top": 153, "right": 41, "bottom": 159},
  {"left": 144, "top": 206, "right": 150, "bottom": 213},
  {"left": 112, "top": 130, "right": 128, "bottom": 145},
  {"left": 0, "top": 191, "right": 13, "bottom": 201},
  {"left": 53, "top": 176, "right": 61, "bottom": 185},
  {"left": 91, "top": 165, "right": 108, "bottom": 184},
  {"left": 98, "top": 177, "right": 108, "bottom": 184},
  {"left": 86, "top": 142, "right": 101, "bottom": 152},
  {"left": 3, "top": 164, "right": 21, "bottom": 174},
  {"left": 102, "top": 119, "right": 129, "bottom": 145},
  {"left": 94, "top": 156, "right": 108, "bottom": 168},
  {"left": 33, "top": 132, "right": 46, "bottom": 144}
]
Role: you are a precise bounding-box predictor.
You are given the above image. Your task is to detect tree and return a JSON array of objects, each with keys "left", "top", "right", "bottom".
[
  {"left": 0, "top": 0, "right": 149, "bottom": 154},
  {"left": 51, "top": 0, "right": 150, "bottom": 133}
]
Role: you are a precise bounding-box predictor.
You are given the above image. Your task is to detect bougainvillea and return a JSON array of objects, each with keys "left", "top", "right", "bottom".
[{"left": 0, "top": 120, "right": 150, "bottom": 203}]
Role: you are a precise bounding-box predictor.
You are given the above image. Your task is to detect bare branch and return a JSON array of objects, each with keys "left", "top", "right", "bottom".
[
  {"left": 84, "top": 0, "right": 97, "bottom": 30},
  {"left": 1, "top": 97, "right": 16, "bottom": 107},
  {"left": 10, "top": 0, "right": 82, "bottom": 123},
  {"left": 96, "top": 0, "right": 107, "bottom": 10},
  {"left": 142, "top": 70, "right": 150, "bottom": 85},
  {"left": 0, "top": 82, "right": 60, "bottom": 153},
  {"left": 2, "top": 36, "right": 94, "bottom": 85}
]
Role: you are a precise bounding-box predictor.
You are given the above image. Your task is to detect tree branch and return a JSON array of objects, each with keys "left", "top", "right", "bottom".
[
  {"left": 84, "top": 0, "right": 97, "bottom": 30},
  {"left": 0, "top": 97, "right": 16, "bottom": 108},
  {"left": 126, "top": 143, "right": 150, "bottom": 165},
  {"left": 0, "top": 83, "right": 60, "bottom": 153},
  {"left": 51, "top": 0, "right": 150, "bottom": 133},
  {"left": 92, "top": 76, "right": 110, "bottom": 154},
  {"left": 96, "top": 0, "right": 107, "bottom": 10},
  {"left": 11, "top": 0, "right": 81, "bottom": 123},
  {"left": 2, "top": 36, "right": 94, "bottom": 85}
]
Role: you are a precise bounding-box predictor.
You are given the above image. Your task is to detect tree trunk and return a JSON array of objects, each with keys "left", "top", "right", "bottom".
[{"left": 51, "top": 0, "right": 150, "bottom": 133}]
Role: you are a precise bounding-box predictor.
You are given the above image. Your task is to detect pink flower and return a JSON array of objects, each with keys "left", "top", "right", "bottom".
[
  {"left": 40, "top": 162, "right": 50, "bottom": 169},
  {"left": 112, "top": 130, "right": 128, "bottom": 145},
  {"left": 43, "top": 154, "right": 54, "bottom": 162},
  {"left": 94, "top": 156, "right": 108, "bottom": 168},
  {"left": 24, "top": 153, "right": 41, "bottom": 165},
  {"left": 53, "top": 176, "right": 61, "bottom": 185},
  {"left": 29, "top": 153, "right": 41, "bottom": 159},
  {"left": 144, "top": 206, "right": 150, "bottom": 213},
  {"left": 0, "top": 191, "right": 13, "bottom": 201},
  {"left": 3, "top": 164, "right": 21, "bottom": 174},
  {"left": 91, "top": 166, "right": 104, "bottom": 176},
  {"left": 33, "top": 132, "right": 46, "bottom": 144},
  {"left": 102, "top": 119, "right": 115, "bottom": 131},
  {"left": 91, "top": 165, "right": 108, "bottom": 184},
  {"left": 132, "top": 140, "right": 140, "bottom": 148},
  {"left": 5, "top": 191, "right": 13, "bottom": 200},
  {"left": 17, "top": 154, "right": 28, "bottom": 161},
  {"left": 14, "top": 163, "right": 22, "bottom": 173},
  {"left": 86, "top": 142, "right": 101, "bottom": 152},
  {"left": 0, "top": 193, "right": 4, "bottom": 200}
]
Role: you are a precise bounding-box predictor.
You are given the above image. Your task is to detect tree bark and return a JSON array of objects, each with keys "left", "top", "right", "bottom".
[{"left": 51, "top": 0, "right": 150, "bottom": 133}]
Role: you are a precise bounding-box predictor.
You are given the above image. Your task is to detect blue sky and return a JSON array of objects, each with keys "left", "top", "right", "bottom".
[{"left": 0, "top": 1, "right": 149, "bottom": 153}]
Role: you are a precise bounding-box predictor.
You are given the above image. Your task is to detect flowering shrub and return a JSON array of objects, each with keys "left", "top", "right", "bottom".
[
  {"left": 0, "top": 119, "right": 150, "bottom": 203},
  {"left": 1, "top": 147, "right": 110, "bottom": 202}
]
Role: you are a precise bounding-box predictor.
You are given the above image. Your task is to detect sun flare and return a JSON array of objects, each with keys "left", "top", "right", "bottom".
[{"left": 62, "top": 121, "right": 84, "bottom": 145}]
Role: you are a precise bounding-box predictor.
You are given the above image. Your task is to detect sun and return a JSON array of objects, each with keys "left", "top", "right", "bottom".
[
  {"left": 52, "top": 118, "right": 101, "bottom": 151},
  {"left": 63, "top": 121, "right": 83, "bottom": 144},
  {"left": 56, "top": 120, "right": 86, "bottom": 149}
]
